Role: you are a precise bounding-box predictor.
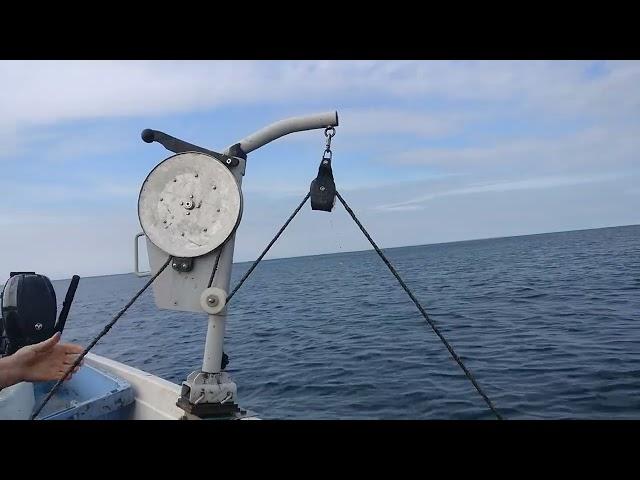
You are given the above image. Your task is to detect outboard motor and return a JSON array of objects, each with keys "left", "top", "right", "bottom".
[{"left": 1, "top": 272, "right": 79, "bottom": 356}]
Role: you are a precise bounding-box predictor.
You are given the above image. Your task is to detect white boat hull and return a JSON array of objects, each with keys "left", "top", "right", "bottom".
[
  {"left": 84, "top": 353, "right": 185, "bottom": 420},
  {"left": 85, "top": 354, "right": 258, "bottom": 420}
]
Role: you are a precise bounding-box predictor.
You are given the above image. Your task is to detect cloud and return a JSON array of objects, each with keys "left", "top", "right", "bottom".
[
  {"left": 374, "top": 174, "right": 623, "bottom": 212},
  {"left": 0, "top": 212, "right": 142, "bottom": 280},
  {"left": 2, "top": 61, "right": 639, "bottom": 280},
  {"left": 233, "top": 172, "right": 640, "bottom": 265},
  {"left": 338, "top": 108, "right": 466, "bottom": 138},
  {"left": 2, "top": 61, "right": 639, "bottom": 136},
  {"left": 2, "top": 171, "right": 638, "bottom": 283},
  {"left": 386, "top": 125, "right": 640, "bottom": 175},
  {"left": 0, "top": 175, "right": 142, "bottom": 211}
]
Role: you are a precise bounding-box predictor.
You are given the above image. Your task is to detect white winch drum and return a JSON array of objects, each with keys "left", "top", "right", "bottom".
[{"left": 138, "top": 152, "right": 243, "bottom": 258}]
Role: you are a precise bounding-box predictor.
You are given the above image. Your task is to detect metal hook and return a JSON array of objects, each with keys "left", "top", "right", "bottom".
[{"left": 324, "top": 127, "right": 335, "bottom": 151}]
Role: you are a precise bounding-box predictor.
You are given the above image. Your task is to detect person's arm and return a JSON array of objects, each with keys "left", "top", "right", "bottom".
[
  {"left": 0, "top": 332, "right": 84, "bottom": 389},
  {"left": 0, "top": 355, "right": 22, "bottom": 389}
]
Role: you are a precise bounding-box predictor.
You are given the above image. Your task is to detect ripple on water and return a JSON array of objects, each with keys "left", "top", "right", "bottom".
[{"left": 53, "top": 225, "right": 640, "bottom": 419}]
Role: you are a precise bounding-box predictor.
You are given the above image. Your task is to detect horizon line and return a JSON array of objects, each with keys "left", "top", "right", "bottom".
[{"left": 41, "top": 222, "right": 639, "bottom": 283}]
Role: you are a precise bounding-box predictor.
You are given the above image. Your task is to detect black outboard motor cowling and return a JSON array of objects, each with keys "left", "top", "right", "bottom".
[{"left": 1, "top": 272, "right": 58, "bottom": 356}]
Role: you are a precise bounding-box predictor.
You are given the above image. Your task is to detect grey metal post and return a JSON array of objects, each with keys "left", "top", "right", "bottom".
[{"left": 199, "top": 111, "right": 338, "bottom": 374}]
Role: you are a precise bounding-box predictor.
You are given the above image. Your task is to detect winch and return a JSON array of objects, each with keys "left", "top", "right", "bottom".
[
  {"left": 137, "top": 112, "right": 339, "bottom": 418},
  {"left": 29, "top": 109, "right": 504, "bottom": 421}
]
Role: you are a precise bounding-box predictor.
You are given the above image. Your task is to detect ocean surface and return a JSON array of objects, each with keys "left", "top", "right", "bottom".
[{"left": 53, "top": 225, "right": 639, "bottom": 419}]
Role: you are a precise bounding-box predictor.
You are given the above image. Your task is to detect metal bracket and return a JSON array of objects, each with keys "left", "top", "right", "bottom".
[
  {"left": 141, "top": 129, "right": 242, "bottom": 169},
  {"left": 172, "top": 257, "right": 194, "bottom": 273},
  {"left": 310, "top": 155, "right": 336, "bottom": 212},
  {"left": 176, "top": 397, "right": 245, "bottom": 418},
  {"left": 134, "top": 233, "right": 151, "bottom": 277},
  {"left": 177, "top": 371, "right": 242, "bottom": 418}
]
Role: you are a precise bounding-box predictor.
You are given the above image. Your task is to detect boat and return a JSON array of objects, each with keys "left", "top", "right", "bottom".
[{"left": 0, "top": 111, "right": 340, "bottom": 420}]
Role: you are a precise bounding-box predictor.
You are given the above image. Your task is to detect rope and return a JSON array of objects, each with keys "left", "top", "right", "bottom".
[
  {"left": 31, "top": 256, "right": 172, "bottom": 420},
  {"left": 226, "top": 193, "right": 310, "bottom": 303},
  {"left": 31, "top": 181, "right": 502, "bottom": 419},
  {"left": 33, "top": 192, "right": 308, "bottom": 419},
  {"left": 207, "top": 246, "right": 224, "bottom": 288},
  {"left": 335, "top": 191, "right": 504, "bottom": 420}
]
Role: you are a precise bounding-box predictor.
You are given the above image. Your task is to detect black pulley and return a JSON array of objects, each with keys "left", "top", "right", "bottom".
[
  {"left": 310, "top": 127, "right": 337, "bottom": 212},
  {"left": 310, "top": 156, "right": 336, "bottom": 212}
]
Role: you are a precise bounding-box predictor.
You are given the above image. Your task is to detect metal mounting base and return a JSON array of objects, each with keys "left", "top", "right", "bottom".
[
  {"left": 176, "top": 397, "right": 245, "bottom": 418},
  {"left": 176, "top": 370, "right": 239, "bottom": 418}
]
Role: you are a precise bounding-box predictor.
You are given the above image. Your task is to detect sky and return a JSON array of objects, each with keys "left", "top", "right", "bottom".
[{"left": 0, "top": 60, "right": 638, "bottom": 281}]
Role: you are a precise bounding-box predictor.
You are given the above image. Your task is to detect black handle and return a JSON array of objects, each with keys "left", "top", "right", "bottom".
[
  {"left": 140, "top": 129, "right": 239, "bottom": 167},
  {"left": 56, "top": 275, "right": 80, "bottom": 334}
]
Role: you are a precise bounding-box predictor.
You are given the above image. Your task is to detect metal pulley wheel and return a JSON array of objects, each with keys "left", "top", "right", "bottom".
[{"left": 138, "top": 152, "right": 242, "bottom": 258}]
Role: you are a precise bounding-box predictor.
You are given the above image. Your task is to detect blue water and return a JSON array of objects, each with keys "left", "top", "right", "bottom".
[{"left": 54, "top": 224, "right": 640, "bottom": 419}]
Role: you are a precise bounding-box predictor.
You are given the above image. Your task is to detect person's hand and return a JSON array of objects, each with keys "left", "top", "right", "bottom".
[{"left": 8, "top": 332, "right": 85, "bottom": 383}]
